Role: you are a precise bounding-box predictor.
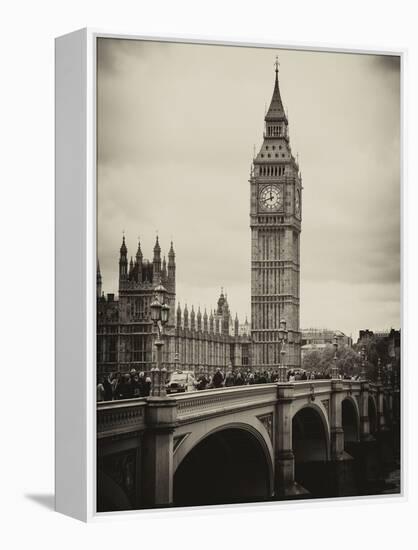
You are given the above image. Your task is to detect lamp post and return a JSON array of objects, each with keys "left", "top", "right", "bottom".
[
  {"left": 360, "top": 345, "right": 367, "bottom": 381},
  {"left": 174, "top": 351, "right": 180, "bottom": 372},
  {"left": 150, "top": 284, "right": 170, "bottom": 397},
  {"left": 331, "top": 334, "right": 339, "bottom": 379},
  {"left": 278, "top": 319, "right": 288, "bottom": 382}
]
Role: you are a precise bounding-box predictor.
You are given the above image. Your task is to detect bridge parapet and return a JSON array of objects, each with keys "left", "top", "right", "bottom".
[
  {"left": 97, "top": 397, "right": 147, "bottom": 438},
  {"left": 96, "top": 380, "right": 392, "bottom": 440},
  {"left": 174, "top": 384, "right": 277, "bottom": 423},
  {"left": 292, "top": 380, "right": 332, "bottom": 399}
]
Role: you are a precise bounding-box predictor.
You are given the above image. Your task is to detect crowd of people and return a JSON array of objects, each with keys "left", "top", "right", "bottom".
[
  {"left": 97, "top": 370, "right": 152, "bottom": 402},
  {"left": 97, "top": 367, "right": 362, "bottom": 402},
  {"left": 195, "top": 368, "right": 284, "bottom": 390},
  {"left": 196, "top": 367, "right": 360, "bottom": 388}
]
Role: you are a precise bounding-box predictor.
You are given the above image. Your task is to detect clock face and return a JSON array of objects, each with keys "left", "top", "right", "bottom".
[
  {"left": 259, "top": 185, "right": 283, "bottom": 211},
  {"left": 295, "top": 189, "right": 301, "bottom": 217}
]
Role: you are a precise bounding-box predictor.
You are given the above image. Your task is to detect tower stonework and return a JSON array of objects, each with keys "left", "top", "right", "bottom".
[{"left": 250, "top": 62, "right": 302, "bottom": 370}]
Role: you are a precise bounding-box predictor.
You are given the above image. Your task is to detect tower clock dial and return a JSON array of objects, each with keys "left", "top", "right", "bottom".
[{"left": 259, "top": 185, "right": 283, "bottom": 211}]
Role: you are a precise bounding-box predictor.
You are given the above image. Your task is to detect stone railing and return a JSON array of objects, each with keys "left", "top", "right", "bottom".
[
  {"left": 342, "top": 380, "right": 362, "bottom": 393},
  {"left": 96, "top": 379, "right": 384, "bottom": 437},
  {"left": 97, "top": 397, "right": 147, "bottom": 439},
  {"left": 173, "top": 384, "right": 277, "bottom": 423},
  {"left": 292, "top": 380, "right": 332, "bottom": 398}
]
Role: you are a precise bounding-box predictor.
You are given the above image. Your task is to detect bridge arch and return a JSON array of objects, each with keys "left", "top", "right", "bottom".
[
  {"left": 291, "top": 402, "right": 330, "bottom": 462},
  {"left": 342, "top": 396, "right": 360, "bottom": 447},
  {"left": 291, "top": 403, "right": 330, "bottom": 496},
  {"left": 173, "top": 422, "right": 274, "bottom": 506}
]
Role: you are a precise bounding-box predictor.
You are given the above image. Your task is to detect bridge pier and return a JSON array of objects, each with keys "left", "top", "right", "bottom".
[
  {"left": 357, "top": 382, "right": 398, "bottom": 493},
  {"left": 275, "top": 384, "right": 309, "bottom": 498},
  {"left": 327, "top": 380, "right": 358, "bottom": 496},
  {"left": 377, "top": 383, "right": 388, "bottom": 432},
  {"left": 359, "top": 381, "right": 373, "bottom": 441},
  {"left": 142, "top": 397, "right": 177, "bottom": 507},
  {"left": 330, "top": 380, "right": 345, "bottom": 460},
  {"left": 386, "top": 390, "right": 394, "bottom": 426}
]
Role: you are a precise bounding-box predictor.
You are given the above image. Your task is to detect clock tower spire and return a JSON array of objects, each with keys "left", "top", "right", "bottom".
[{"left": 250, "top": 60, "right": 302, "bottom": 370}]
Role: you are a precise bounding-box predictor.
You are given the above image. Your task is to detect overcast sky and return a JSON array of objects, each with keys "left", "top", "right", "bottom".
[{"left": 97, "top": 39, "right": 400, "bottom": 338}]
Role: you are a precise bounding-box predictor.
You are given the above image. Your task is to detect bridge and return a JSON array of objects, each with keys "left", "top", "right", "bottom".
[{"left": 97, "top": 379, "right": 399, "bottom": 511}]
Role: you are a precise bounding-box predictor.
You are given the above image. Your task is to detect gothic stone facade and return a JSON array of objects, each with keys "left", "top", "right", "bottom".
[
  {"left": 97, "top": 238, "right": 251, "bottom": 378},
  {"left": 250, "top": 63, "right": 302, "bottom": 369}
]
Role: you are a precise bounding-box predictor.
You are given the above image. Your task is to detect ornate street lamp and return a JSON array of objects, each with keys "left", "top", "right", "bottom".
[
  {"left": 360, "top": 345, "right": 367, "bottom": 381},
  {"left": 278, "top": 319, "right": 288, "bottom": 382},
  {"left": 150, "top": 284, "right": 169, "bottom": 397},
  {"left": 174, "top": 351, "right": 180, "bottom": 373},
  {"left": 331, "top": 334, "right": 339, "bottom": 379}
]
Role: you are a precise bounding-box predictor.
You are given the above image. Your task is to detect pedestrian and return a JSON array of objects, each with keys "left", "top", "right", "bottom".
[
  {"left": 111, "top": 372, "right": 121, "bottom": 398},
  {"left": 234, "top": 371, "right": 245, "bottom": 386},
  {"left": 225, "top": 371, "right": 235, "bottom": 387},
  {"left": 197, "top": 370, "right": 209, "bottom": 390},
  {"left": 117, "top": 374, "right": 133, "bottom": 399},
  {"left": 212, "top": 368, "right": 224, "bottom": 388},
  {"left": 138, "top": 371, "right": 146, "bottom": 396},
  {"left": 130, "top": 370, "right": 141, "bottom": 398},
  {"left": 97, "top": 379, "right": 105, "bottom": 402},
  {"left": 103, "top": 374, "right": 113, "bottom": 401},
  {"left": 144, "top": 375, "right": 152, "bottom": 397},
  {"left": 259, "top": 371, "right": 267, "bottom": 384}
]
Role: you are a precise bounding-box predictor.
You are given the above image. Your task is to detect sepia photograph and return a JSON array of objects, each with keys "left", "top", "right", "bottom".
[{"left": 95, "top": 38, "right": 401, "bottom": 512}]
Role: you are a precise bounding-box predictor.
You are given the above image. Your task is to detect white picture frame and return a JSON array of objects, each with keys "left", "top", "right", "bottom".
[{"left": 55, "top": 28, "right": 404, "bottom": 522}]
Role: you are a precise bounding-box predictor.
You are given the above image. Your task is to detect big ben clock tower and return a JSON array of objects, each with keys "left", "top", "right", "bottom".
[{"left": 250, "top": 59, "right": 302, "bottom": 370}]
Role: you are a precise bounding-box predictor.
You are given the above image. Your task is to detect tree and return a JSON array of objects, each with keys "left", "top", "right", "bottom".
[
  {"left": 302, "top": 334, "right": 395, "bottom": 382},
  {"left": 302, "top": 349, "right": 322, "bottom": 371},
  {"left": 303, "top": 345, "right": 361, "bottom": 377}
]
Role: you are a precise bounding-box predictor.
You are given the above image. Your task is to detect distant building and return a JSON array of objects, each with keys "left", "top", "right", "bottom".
[
  {"left": 300, "top": 329, "right": 352, "bottom": 361},
  {"left": 239, "top": 317, "right": 251, "bottom": 337},
  {"left": 301, "top": 328, "right": 352, "bottom": 348}
]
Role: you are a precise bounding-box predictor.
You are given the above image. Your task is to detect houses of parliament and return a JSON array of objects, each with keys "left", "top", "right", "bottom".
[
  {"left": 97, "top": 61, "right": 302, "bottom": 377},
  {"left": 97, "top": 236, "right": 251, "bottom": 376}
]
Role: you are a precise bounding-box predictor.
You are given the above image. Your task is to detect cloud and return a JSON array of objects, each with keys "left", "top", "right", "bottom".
[{"left": 97, "top": 40, "right": 400, "bottom": 337}]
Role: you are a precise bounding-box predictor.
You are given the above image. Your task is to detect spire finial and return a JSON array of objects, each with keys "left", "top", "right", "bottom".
[{"left": 274, "top": 56, "right": 280, "bottom": 79}]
